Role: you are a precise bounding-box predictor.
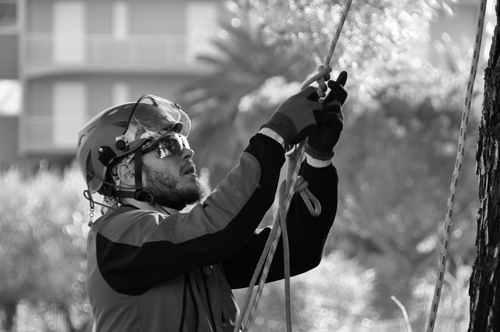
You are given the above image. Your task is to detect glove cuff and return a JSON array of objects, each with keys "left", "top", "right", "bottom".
[
  {"left": 305, "top": 143, "right": 335, "bottom": 160},
  {"left": 260, "top": 112, "right": 297, "bottom": 147}
]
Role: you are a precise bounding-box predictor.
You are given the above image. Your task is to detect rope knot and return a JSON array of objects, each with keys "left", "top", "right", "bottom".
[
  {"left": 293, "top": 175, "right": 309, "bottom": 193},
  {"left": 281, "top": 176, "right": 321, "bottom": 217}
]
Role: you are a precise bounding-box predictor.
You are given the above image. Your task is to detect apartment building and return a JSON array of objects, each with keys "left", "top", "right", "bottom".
[
  {"left": 0, "top": 0, "right": 491, "bottom": 172},
  {"left": 2, "top": 0, "right": 221, "bottom": 171},
  {"left": 0, "top": 0, "right": 20, "bottom": 170}
]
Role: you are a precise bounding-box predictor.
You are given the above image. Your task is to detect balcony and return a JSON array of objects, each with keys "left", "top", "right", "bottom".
[
  {"left": 22, "top": 33, "right": 214, "bottom": 78},
  {"left": 20, "top": 115, "right": 87, "bottom": 155}
]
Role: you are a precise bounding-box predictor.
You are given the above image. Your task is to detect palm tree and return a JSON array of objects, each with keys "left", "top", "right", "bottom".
[
  {"left": 178, "top": 15, "right": 315, "bottom": 186},
  {"left": 177, "top": 0, "right": 449, "bottom": 187}
]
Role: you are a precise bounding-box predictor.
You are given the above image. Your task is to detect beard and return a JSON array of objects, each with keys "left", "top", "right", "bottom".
[{"left": 143, "top": 164, "right": 208, "bottom": 207}]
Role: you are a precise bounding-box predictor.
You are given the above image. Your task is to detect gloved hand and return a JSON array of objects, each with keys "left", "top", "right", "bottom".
[
  {"left": 261, "top": 86, "right": 328, "bottom": 148},
  {"left": 306, "top": 71, "right": 348, "bottom": 160}
]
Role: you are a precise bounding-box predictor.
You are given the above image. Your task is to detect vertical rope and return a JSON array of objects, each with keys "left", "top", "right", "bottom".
[
  {"left": 280, "top": 150, "right": 300, "bottom": 332},
  {"left": 301, "top": 0, "right": 354, "bottom": 91},
  {"left": 425, "top": 1, "right": 487, "bottom": 331},
  {"left": 324, "top": 0, "right": 353, "bottom": 67}
]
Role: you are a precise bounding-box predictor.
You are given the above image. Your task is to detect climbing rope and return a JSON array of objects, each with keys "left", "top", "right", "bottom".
[
  {"left": 425, "top": 1, "right": 487, "bottom": 331},
  {"left": 301, "top": 0, "right": 353, "bottom": 92},
  {"left": 234, "top": 1, "right": 353, "bottom": 331},
  {"left": 235, "top": 147, "right": 320, "bottom": 332}
]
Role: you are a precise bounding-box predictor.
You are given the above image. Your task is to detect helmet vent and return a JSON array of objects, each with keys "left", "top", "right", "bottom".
[
  {"left": 113, "top": 121, "right": 128, "bottom": 128},
  {"left": 86, "top": 152, "right": 95, "bottom": 182},
  {"left": 78, "top": 134, "right": 86, "bottom": 148}
]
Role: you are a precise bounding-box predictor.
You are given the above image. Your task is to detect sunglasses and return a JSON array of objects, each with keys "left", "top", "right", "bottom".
[{"left": 142, "top": 133, "right": 190, "bottom": 159}]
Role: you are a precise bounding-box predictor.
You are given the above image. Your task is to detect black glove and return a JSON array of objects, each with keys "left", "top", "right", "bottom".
[
  {"left": 261, "top": 86, "right": 329, "bottom": 148},
  {"left": 306, "top": 72, "right": 348, "bottom": 160}
]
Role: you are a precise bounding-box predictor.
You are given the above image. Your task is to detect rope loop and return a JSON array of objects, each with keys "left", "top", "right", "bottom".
[
  {"left": 288, "top": 176, "right": 322, "bottom": 217},
  {"left": 301, "top": 65, "right": 333, "bottom": 96}
]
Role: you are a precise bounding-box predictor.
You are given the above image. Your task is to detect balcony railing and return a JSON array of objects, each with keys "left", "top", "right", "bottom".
[
  {"left": 21, "top": 115, "right": 86, "bottom": 154},
  {"left": 23, "top": 33, "right": 209, "bottom": 71},
  {"left": 22, "top": 115, "right": 52, "bottom": 149}
]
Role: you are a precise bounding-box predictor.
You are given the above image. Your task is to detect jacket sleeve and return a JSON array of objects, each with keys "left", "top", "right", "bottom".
[
  {"left": 221, "top": 159, "right": 338, "bottom": 289},
  {"left": 91, "top": 134, "right": 286, "bottom": 295}
]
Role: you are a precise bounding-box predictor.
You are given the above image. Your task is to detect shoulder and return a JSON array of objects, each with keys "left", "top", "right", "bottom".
[{"left": 95, "top": 206, "right": 166, "bottom": 245}]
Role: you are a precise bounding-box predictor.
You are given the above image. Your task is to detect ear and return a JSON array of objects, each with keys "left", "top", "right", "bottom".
[{"left": 116, "top": 162, "right": 135, "bottom": 186}]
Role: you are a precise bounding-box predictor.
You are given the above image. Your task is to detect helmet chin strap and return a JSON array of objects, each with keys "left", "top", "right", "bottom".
[{"left": 114, "top": 148, "right": 187, "bottom": 211}]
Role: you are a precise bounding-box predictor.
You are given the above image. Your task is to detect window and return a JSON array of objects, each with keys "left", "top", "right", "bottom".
[
  {"left": 0, "top": 1, "right": 17, "bottom": 31},
  {"left": 0, "top": 80, "right": 21, "bottom": 115},
  {"left": 112, "top": 2, "right": 129, "bottom": 40},
  {"left": 53, "top": 82, "right": 87, "bottom": 148},
  {"left": 185, "top": 2, "right": 218, "bottom": 63},
  {"left": 53, "top": 1, "right": 86, "bottom": 63},
  {"left": 112, "top": 82, "right": 129, "bottom": 105}
]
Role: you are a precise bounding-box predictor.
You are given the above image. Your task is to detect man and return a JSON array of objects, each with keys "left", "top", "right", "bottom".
[{"left": 77, "top": 75, "right": 346, "bottom": 331}]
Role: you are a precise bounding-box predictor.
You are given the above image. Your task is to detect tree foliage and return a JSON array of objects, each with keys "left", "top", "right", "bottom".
[
  {"left": 0, "top": 0, "right": 485, "bottom": 330},
  {"left": 233, "top": 252, "right": 379, "bottom": 332},
  {"left": 0, "top": 165, "right": 92, "bottom": 331},
  {"left": 330, "top": 64, "right": 481, "bottom": 320},
  {"left": 180, "top": 0, "right": 453, "bottom": 185},
  {"left": 177, "top": 0, "right": 482, "bottom": 325}
]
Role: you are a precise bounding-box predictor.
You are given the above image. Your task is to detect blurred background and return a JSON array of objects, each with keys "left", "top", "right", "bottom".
[{"left": 0, "top": 0, "right": 496, "bottom": 331}]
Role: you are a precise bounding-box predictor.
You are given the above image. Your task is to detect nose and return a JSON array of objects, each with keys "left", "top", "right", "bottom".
[{"left": 181, "top": 147, "right": 194, "bottom": 160}]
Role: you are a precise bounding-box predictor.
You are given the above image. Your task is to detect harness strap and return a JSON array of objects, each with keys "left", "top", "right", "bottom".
[
  {"left": 187, "top": 275, "right": 200, "bottom": 332},
  {"left": 201, "top": 268, "right": 218, "bottom": 329},
  {"left": 179, "top": 275, "right": 189, "bottom": 332},
  {"left": 113, "top": 148, "right": 187, "bottom": 210}
]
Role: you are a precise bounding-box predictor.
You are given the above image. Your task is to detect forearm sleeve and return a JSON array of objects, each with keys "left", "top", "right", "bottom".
[{"left": 223, "top": 160, "right": 338, "bottom": 288}]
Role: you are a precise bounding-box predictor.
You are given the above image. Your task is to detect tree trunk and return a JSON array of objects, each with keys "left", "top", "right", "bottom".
[
  {"left": 468, "top": 1, "right": 500, "bottom": 331},
  {"left": 0, "top": 301, "right": 18, "bottom": 331}
]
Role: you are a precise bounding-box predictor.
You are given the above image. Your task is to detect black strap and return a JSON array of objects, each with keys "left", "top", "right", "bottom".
[
  {"left": 186, "top": 275, "right": 200, "bottom": 332},
  {"left": 119, "top": 204, "right": 139, "bottom": 210},
  {"left": 113, "top": 148, "right": 187, "bottom": 210},
  {"left": 153, "top": 197, "right": 187, "bottom": 211},
  {"left": 202, "top": 268, "right": 217, "bottom": 329},
  {"left": 114, "top": 190, "right": 187, "bottom": 210},
  {"left": 133, "top": 149, "right": 152, "bottom": 203},
  {"left": 179, "top": 275, "right": 188, "bottom": 332}
]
